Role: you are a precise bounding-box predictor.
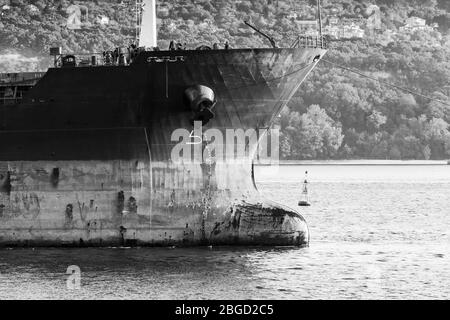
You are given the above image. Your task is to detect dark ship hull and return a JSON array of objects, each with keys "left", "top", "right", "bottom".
[{"left": 0, "top": 48, "right": 325, "bottom": 247}]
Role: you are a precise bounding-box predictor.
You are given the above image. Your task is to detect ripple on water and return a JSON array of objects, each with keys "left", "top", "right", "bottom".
[{"left": 1, "top": 165, "right": 450, "bottom": 299}]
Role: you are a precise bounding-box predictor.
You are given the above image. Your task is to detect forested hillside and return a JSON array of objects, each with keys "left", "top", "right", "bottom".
[{"left": 0, "top": 0, "right": 449, "bottom": 159}]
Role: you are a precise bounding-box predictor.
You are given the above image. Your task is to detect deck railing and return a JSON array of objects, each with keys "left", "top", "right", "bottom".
[
  {"left": 0, "top": 97, "right": 23, "bottom": 105},
  {"left": 0, "top": 72, "right": 45, "bottom": 85},
  {"left": 291, "top": 35, "right": 328, "bottom": 49},
  {"left": 0, "top": 72, "right": 44, "bottom": 106}
]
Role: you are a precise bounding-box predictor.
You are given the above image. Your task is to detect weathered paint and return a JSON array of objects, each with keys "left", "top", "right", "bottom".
[{"left": 0, "top": 48, "right": 325, "bottom": 247}]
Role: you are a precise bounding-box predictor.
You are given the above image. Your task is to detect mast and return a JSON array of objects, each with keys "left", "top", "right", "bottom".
[
  {"left": 135, "top": 0, "right": 142, "bottom": 43},
  {"left": 138, "top": 0, "right": 158, "bottom": 48},
  {"left": 317, "top": 0, "right": 323, "bottom": 38}
]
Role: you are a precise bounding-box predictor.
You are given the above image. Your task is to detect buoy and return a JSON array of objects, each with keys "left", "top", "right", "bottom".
[{"left": 298, "top": 171, "right": 311, "bottom": 207}]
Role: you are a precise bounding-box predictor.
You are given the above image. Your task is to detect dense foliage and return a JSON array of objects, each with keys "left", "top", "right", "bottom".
[{"left": 0, "top": 0, "right": 449, "bottom": 159}]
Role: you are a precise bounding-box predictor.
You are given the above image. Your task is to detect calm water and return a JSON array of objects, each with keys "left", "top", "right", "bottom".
[{"left": 0, "top": 165, "right": 449, "bottom": 300}]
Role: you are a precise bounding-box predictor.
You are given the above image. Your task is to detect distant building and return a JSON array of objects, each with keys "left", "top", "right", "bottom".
[
  {"left": 365, "top": 4, "right": 382, "bottom": 30},
  {"left": 296, "top": 20, "right": 318, "bottom": 36},
  {"left": 399, "top": 16, "right": 434, "bottom": 33},
  {"left": 323, "top": 25, "right": 340, "bottom": 39},
  {"left": 342, "top": 22, "right": 365, "bottom": 39},
  {"left": 328, "top": 16, "right": 339, "bottom": 26},
  {"left": 323, "top": 16, "right": 365, "bottom": 39},
  {"left": 342, "top": 17, "right": 365, "bottom": 26},
  {"left": 406, "top": 17, "right": 426, "bottom": 27},
  {"left": 66, "top": 4, "right": 81, "bottom": 29},
  {"left": 287, "top": 12, "right": 298, "bottom": 20},
  {"left": 66, "top": 4, "right": 89, "bottom": 30},
  {"left": 327, "top": 16, "right": 365, "bottom": 26},
  {"left": 96, "top": 15, "right": 109, "bottom": 25}
]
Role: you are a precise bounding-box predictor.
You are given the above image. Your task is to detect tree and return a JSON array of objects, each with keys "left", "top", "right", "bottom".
[
  {"left": 280, "top": 105, "right": 344, "bottom": 159},
  {"left": 425, "top": 92, "right": 450, "bottom": 122},
  {"left": 424, "top": 117, "right": 450, "bottom": 158},
  {"left": 1, "top": 0, "right": 449, "bottom": 160}
]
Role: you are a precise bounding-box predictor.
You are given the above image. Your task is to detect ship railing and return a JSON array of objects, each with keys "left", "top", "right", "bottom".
[
  {"left": 0, "top": 74, "right": 42, "bottom": 106},
  {"left": 0, "top": 97, "right": 22, "bottom": 106},
  {"left": 0, "top": 72, "right": 45, "bottom": 84},
  {"left": 54, "top": 52, "right": 106, "bottom": 68},
  {"left": 290, "top": 35, "right": 328, "bottom": 49},
  {"left": 55, "top": 51, "right": 134, "bottom": 68},
  {"left": 0, "top": 84, "right": 23, "bottom": 106}
]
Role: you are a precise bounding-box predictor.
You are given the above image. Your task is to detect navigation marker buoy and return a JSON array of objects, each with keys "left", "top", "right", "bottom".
[{"left": 298, "top": 171, "right": 311, "bottom": 207}]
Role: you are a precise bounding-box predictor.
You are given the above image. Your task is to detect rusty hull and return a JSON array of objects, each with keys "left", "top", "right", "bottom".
[{"left": 0, "top": 48, "right": 325, "bottom": 247}]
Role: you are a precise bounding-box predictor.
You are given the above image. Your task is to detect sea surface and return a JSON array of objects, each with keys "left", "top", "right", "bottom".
[{"left": 0, "top": 164, "right": 449, "bottom": 300}]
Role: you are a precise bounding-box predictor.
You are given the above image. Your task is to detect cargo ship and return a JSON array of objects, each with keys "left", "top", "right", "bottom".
[{"left": 0, "top": 0, "right": 326, "bottom": 247}]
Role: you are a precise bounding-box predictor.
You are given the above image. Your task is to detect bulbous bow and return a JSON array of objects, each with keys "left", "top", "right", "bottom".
[{"left": 209, "top": 199, "right": 309, "bottom": 246}]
